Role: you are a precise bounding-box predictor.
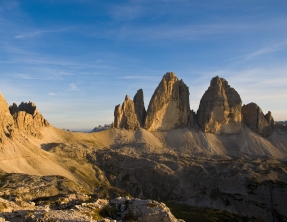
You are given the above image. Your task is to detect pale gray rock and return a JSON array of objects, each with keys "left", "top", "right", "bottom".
[
  {"left": 144, "top": 72, "right": 190, "bottom": 131},
  {"left": 197, "top": 76, "right": 243, "bottom": 134},
  {"left": 133, "top": 89, "right": 146, "bottom": 127},
  {"left": 242, "top": 102, "right": 273, "bottom": 137}
]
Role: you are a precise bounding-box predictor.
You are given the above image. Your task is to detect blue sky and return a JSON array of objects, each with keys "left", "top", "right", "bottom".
[{"left": 0, "top": 0, "right": 287, "bottom": 131}]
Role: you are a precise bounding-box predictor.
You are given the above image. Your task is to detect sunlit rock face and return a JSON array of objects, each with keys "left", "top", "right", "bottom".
[
  {"left": 197, "top": 76, "right": 243, "bottom": 134},
  {"left": 242, "top": 102, "right": 273, "bottom": 137},
  {"left": 144, "top": 72, "right": 190, "bottom": 131},
  {"left": 113, "top": 95, "right": 140, "bottom": 130},
  {"left": 0, "top": 93, "right": 15, "bottom": 144},
  {"left": 9, "top": 101, "right": 49, "bottom": 138}
]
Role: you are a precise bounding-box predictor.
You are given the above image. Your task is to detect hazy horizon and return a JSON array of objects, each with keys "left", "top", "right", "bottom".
[{"left": 1, "top": 1, "right": 287, "bottom": 130}]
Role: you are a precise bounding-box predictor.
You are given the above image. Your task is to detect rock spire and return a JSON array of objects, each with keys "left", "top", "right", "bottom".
[
  {"left": 144, "top": 72, "right": 190, "bottom": 131},
  {"left": 241, "top": 103, "right": 273, "bottom": 137},
  {"left": 133, "top": 89, "right": 146, "bottom": 127},
  {"left": 197, "top": 76, "right": 243, "bottom": 134},
  {"left": 113, "top": 95, "right": 140, "bottom": 130}
]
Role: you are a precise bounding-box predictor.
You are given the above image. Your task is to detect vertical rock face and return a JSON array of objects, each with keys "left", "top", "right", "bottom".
[
  {"left": 264, "top": 111, "right": 275, "bottom": 129},
  {"left": 144, "top": 72, "right": 190, "bottom": 131},
  {"left": 242, "top": 103, "right": 273, "bottom": 137},
  {"left": 133, "top": 89, "right": 146, "bottom": 127},
  {"left": 9, "top": 101, "right": 49, "bottom": 138},
  {"left": 187, "top": 110, "right": 198, "bottom": 129},
  {"left": 197, "top": 76, "right": 243, "bottom": 134},
  {"left": 0, "top": 94, "right": 15, "bottom": 144},
  {"left": 113, "top": 95, "right": 140, "bottom": 130}
]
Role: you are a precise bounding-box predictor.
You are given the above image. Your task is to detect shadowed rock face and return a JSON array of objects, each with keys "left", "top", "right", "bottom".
[
  {"left": 0, "top": 94, "right": 15, "bottom": 144},
  {"left": 9, "top": 101, "right": 49, "bottom": 138},
  {"left": 242, "top": 103, "right": 273, "bottom": 137},
  {"left": 144, "top": 72, "right": 190, "bottom": 131},
  {"left": 133, "top": 89, "right": 146, "bottom": 127},
  {"left": 265, "top": 111, "right": 275, "bottom": 129},
  {"left": 113, "top": 95, "right": 140, "bottom": 130},
  {"left": 197, "top": 76, "right": 243, "bottom": 134}
]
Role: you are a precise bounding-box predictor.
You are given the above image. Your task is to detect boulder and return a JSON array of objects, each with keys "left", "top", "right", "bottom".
[
  {"left": 113, "top": 95, "right": 140, "bottom": 130},
  {"left": 144, "top": 72, "right": 190, "bottom": 131},
  {"left": 197, "top": 76, "right": 243, "bottom": 134},
  {"left": 0, "top": 93, "right": 15, "bottom": 144},
  {"left": 133, "top": 89, "right": 146, "bottom": 127},
  {"left": 241, "top": 103, "right": 273, "bottom": 137},
  {"left": 9, "top": 101, "right": 49, "bottom": 138}
]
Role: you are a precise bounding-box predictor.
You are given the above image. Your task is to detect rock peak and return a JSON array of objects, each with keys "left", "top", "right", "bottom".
[
  {"left": 144, "top": 72, "right": 190, "bottom": 131},
  {"left": 163, "top": 72, "right": 178, "bottom": 80},
  {"left": 125, "top": 95, "right": 131, "bottom": 101},
  {"left": 197, "top": 76, "right": 242, "bottom": 134}
]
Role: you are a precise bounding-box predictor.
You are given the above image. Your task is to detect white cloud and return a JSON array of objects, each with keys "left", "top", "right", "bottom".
[
  {"left": 69, "top": 83, "right": 78, "bottom": 91},
  {"left": 14, "top": 27, "right": 73, "bottom": 39}
]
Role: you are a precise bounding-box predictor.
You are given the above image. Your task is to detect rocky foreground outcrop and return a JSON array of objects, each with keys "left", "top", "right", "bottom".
[
  {"left": 197, "top": 76, "right": 243, "bottom": 134},
  {"left": 0, "top": 94, "right": 15, "bottom": 144},
  {"left": 242, "top": 102, "right": 274, "bottom": 137},
  {"left": 8, "top": 101, "right": 49, "bottom": 138},
  {"left": 144, "top": 72, "right": 190, "bottom": 131}
]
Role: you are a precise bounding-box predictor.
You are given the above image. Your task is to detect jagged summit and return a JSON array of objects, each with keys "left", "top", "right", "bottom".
[{"left": 197, "top": 76, "right": 243, "bottom": 134}]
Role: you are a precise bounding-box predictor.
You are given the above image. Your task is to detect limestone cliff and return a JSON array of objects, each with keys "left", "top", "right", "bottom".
[
  {"left": 241, "top": 102, "right": 273, "bottom": 137},
  {"left": 113, "top": 95, "right": 140, "bottom": 130},
  {"left": 197, "top": 76, "right": 243, "bottom": 134},
  {"left": 133, "top": 89, "right": 146, "bottom": 127},
  {"left": 264, "top": 111, "right": 275, "bottom": 129},
  {"left": 144, "top": 72, "right": 190, "bottom": 131},
  {"left": 9, "top": 101, "right": 49, "bottom": 138},
  {"left": 0, "top": 93, "right": 15, "bottom": 144}
]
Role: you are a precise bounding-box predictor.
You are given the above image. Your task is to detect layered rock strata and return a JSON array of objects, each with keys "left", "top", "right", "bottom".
[
  {"left": 0, "top": 94, "right": 15, "bottom": 144},
  {"left": 113, "top": 95, "right": 140, "bottom": 130},
  {"left": 9, "top": 101, "right": 49, "bottom": 137},
  {"left": 133, "top": 89, "right": 146, "bottom": 127},
  {"left": 144, "top": 72, "right": 190, "bottom": 131},
  {"left": 241, "top": 103, "right": 273, "bottom": 137},
  {"left": 197, "top": 76, "right": 243, "bottom": 134}
]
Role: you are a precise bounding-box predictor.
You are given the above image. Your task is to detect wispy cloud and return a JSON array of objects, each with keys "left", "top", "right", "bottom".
[
  {"left": 231, "top": 39, "right": 287, "bottom": 63},
  {"left": 69, "top": 83, "right": 78, "bottom": 91},
  {"left": 118, "top": 75, "right": 159, "bottom": 80},
  {"left": 14, "top": 27, "right": 73, "bottom": 39}
]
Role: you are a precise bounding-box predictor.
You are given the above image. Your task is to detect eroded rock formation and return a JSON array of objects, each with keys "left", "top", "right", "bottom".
[
  {"left": 144, "top": 72, "right": 190, "bottom": 131},
  {"left": 113, "top": 95, "right": 140, "bottom": 130},
  {"left": 9, "top": 101, "right": 49, "bottom": 138},
  {"left": 133, "top": 89, "right": 146, "bottom": 127},
  {"left": 0, "top": 94, "right": 15, "bottom": 144},
  {"left": 264, "top": 111, "right": 275, "bottom": 129},
  {"left": 197, "top": 76, "right": 243, "bottom": 134},
  {"left": 242, "top": 103, "right": 273, "bottom": 137}
]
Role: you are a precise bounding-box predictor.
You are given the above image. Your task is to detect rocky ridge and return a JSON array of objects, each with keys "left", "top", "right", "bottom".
[{"left": 9, "top": 101, "right": 49, "bottom": 138}]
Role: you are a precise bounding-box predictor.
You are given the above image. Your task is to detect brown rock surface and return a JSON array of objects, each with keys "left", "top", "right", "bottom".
[
  {"left": 242, "top": 102, "right": 273, "bottom": 137},
  {"left": 9, "top": 101, "right": 49, "bottom": 137},
  {"left": 144, "top": 72, "right": 190, "bottom": 131},
  {"left": 197, "top": 76, "right": 242, "bottom": 134},
  {"left": 133, "top": 89, "right": 146, "bottom": 127},
  {"left": 264, "top": 111, "right": 275, "bottom": 129},
  {"left": 113, "top": 95, "right": 140, "bottom": 130},
  {"left": 0, "top": 93, "right": 14, "bottom": 144}
]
